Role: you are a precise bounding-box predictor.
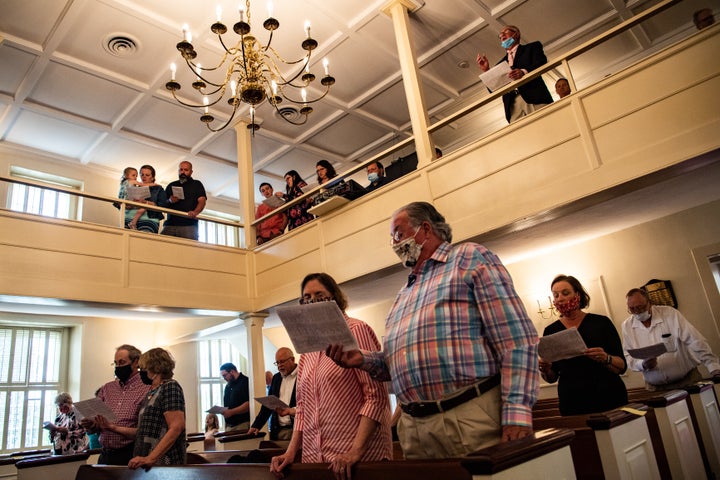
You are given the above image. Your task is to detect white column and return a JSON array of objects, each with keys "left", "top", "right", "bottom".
[
  {"left": 381, "top": 0, "right": 434, "bottom": 168},
  {"left": 242, "top": 311, "right": 269, "bottom": 421},
  {"left": 234, "top": 121, "right": 256, "bottom": 249}
]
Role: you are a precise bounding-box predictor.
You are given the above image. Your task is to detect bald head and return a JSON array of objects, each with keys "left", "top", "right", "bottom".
[{"left": 275, "top": 347, "right": 296, "bottom": 375}]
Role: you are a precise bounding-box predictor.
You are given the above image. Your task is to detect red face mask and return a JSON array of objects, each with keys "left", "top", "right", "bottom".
[{"left": 554, "top": 296, "right": 580, "bottom": 317}]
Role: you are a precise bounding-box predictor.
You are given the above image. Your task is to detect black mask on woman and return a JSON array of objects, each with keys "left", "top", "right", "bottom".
[
  {"left": 114, "top": 364, "right": 134, "bottom": 383},
  {"left": 139, "top": 370, "right": 154, "bottom": 386}
]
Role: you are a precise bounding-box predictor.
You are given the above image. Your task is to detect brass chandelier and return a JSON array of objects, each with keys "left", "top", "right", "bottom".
[{"left": 165, "top": 0, "right": 336, "bottom": 132}]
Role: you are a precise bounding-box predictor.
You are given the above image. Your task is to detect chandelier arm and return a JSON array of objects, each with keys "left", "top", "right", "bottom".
[
  {"left": 168, "top": 90, "right": 213, "bottom": 109},
  {"left": 184, "top": 59, "right": 230, "bottom": 89},
  {"left": 204, "top": 97, "right": 241, "bottom": 132}
]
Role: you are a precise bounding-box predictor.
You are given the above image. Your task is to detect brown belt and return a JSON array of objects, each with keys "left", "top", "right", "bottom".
[{"left": 400, "top": 374, "right": 500, "bottom": 418}]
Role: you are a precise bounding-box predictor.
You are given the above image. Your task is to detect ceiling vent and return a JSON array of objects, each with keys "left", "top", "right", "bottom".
[
  {"left": 275, "top": 106, "right": 302, "bottom": 122},
  {"left": 103, "top": 34, "right": 140, "bottom": 57}
]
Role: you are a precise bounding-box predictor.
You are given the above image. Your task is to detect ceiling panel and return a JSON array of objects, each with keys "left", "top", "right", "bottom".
[
  {"left": 27, "top": 62, "right": 140, "bottom": 124},
  {"left": 0, "top": 45, "right": 37, "bottom": 96},
  {"left": 6, "top": 110, "right": 102, "bottom": 159},
  {"left": 0, "top": 0, "right": 67, "bottom": 47}
]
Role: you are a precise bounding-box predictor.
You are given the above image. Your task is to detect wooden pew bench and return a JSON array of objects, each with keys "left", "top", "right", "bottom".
[
  {"left": 186, "top": 448, "right": 286, "bottom": 464},
  {"left": 534, "top": 403, "right": 661, "bottom": 480},
  {"left": 76, "top": 428, "right": 574, "bottom": 480},
  {"left": 15, "top": 452, "right": 89, "bottom": 480},
  {"left": 214, "top": 431, "right": 266, "bottom": 451},
  {"left": 684, "top": 382, "right": 720, "bottom": 479},
  {"left": 0, "top": 450, "right": 53, "bottom": 480}
]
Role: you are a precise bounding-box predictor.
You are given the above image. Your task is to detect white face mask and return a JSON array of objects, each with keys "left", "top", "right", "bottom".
[
  {"left": 632, "top": 311, "right": 651, "bottom": 323},
  {"left": 392, "top": 228, "right": 423, "bottom": 268}
]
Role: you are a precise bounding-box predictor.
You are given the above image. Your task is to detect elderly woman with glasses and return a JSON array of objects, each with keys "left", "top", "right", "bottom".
[
  {"left": 271, "top": 273, "right": 392, "bottom": 480},
  {"left": 48, "top": 392, "right": 88, "bottom": 455},
  {"left": 538, "top": 275, "right": 628, "bottom": 416}
]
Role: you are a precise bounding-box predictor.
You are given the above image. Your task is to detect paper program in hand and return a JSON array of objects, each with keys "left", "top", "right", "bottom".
[
  {"left": 276, "top": 301, "right": 359, "bottom": 354},
  {"left": 538, "top": 327, "right": 588, "bottom": 363}
]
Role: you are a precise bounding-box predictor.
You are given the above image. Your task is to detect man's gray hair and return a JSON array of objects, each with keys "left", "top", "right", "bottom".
[
  {"left": 399, "top": 202, "right": 452, "bottom": 243},
  {"left": 116, "top": 344, "right": 142, "bottom": 363}
]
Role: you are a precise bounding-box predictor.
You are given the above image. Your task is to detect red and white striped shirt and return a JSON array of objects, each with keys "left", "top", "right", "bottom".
[{"left": 295, "top": 316, "right": 392, "bottom": 463}]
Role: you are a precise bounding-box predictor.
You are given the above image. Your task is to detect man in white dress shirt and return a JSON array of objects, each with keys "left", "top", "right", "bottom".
[
  {"left": 622, "top": 288, "right": 720, "bottom": 390},
  {"left": 248, "top": 347, "right": 298, "bottom": 440}
]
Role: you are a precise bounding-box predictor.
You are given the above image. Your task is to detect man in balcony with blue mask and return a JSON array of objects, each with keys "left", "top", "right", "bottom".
[{"left": 477, "top": 25, "right": 553, "bottom": 123}]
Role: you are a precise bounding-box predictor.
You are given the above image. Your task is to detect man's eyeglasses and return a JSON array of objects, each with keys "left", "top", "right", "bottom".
[
  {"left": 111, "top": 360, "right": 131, "bottom": 367},
  {"left": 274, "top": 357, "right": 293, "bottom": 366},
  {"left": 627, "top": 303, "right": 649, "bottom": 314}
]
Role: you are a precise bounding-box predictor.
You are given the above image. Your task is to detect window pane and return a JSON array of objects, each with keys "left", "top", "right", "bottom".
[
  {"left": 0, "top": 329, "right": 11, "bottom": 383},
  {"left": 25, "top": 390, "right": 42, "bottom": 447},
  {"left": 12, "top": 330, "right": 30, "bottom": 384},
  {"left": 40, "top": 191, "right": 57, "bottom": 217},
  {"left": 0, "top": 392, "right": 6, "bottom": 449},
  {"left": 7, "top": 391, "right": 25, "bottom": 450},
  {"left": 56, "top": 193, "right": 71, "bottom": 220},
  {"left": 26, "top": 187, "right": 42, "bottom": 215},
  {"left": 29, "top": 331, "right": 47, "bottom": 383},
  {"left": 46, "top": 331, "right": 61, "bottom": 383},
  {"left": 9, "top": 184, "right": 27, "bottom": 212}
]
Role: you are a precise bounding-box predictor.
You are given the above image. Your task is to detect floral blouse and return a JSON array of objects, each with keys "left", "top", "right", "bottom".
[{"left": 50, "top": 407, "right": 88, "bottom": 455}]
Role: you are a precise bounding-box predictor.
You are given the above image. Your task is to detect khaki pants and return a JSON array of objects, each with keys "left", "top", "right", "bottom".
[
  {"left": 397, "top": 385, "right": 502, "bottom": 459},
  {"left": 509, "top": 95, "right": 548, "bottom": 123},
  {"left": 225, "top": 421, "right": 249, "bottom": 432},
  {"left": 646, "top": 366, "right": 703, "bottom": 391}
]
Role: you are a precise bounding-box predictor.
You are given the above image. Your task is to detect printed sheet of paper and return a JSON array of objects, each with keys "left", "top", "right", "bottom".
[
  {"left": 171, "top": 186, "right": 185, "bottom": 200},
  {"left": 627, "top": 342, "right": 667, "bottom": 360},
  {"left": 254, "top": 395, "right": 290, "bottom": 410},
  {"left": 72, "top": 397, "right": 118, "bottom": 422},
  {"left": 206, "top": 405, "right": 227, "bottom": 414},
  {"left": 126, "top": 185, "right": 150, "bottom": 201},
  {"left": 262, "top": 195, "right": 285, "bottom": 208},
  {"left": 538, "top": 327, "right": 588, "bottom": 363},
  {"left": 43, "top": 421, "right": 57, "bottom": 430},
  {"left": 479, "top": 61, "right": 512, "bottom": 91},
  {"left": 276, "top": 301, "right": 359, "bottom": 354}
]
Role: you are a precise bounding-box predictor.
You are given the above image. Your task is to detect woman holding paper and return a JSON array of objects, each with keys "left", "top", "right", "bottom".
[
  {"left": 48, "top": 392, "right": 88, "bottom": 455},
  {"left": 270, "top": 273, "right": 392, "bottom": 480},
  {"left": 539, "top": 274, "right": 627, "bottom": 416}
]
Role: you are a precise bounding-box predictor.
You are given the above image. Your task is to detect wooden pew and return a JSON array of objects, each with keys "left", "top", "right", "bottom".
[
  {"left": 15, "top": 452, "right": 89, "bottom": 480},
  {"left": 0, "top": 450, "right": 52, "bottom": 480},
  {"left": 186, "top": 448, "right": 285, "bottom": 464},
  {"left": 75, "top": 428, "right": 574, "bottom": 480},
  {"left": 214, "top": 431, "right": 265, "bottom": 451},
  {"left": 684, "top": 382, "right": 720, "bottom": 479},
  {"left": 534, "top": 404, "right": 661, "bottom": 480},
  {"left": 642, "top": 390, "right": 705, "bottom": 479}
]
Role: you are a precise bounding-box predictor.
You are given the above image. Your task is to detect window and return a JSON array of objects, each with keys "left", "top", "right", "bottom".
[
  {"left": 197, "top": 339, "right": 247, "bottom": 430},
  {"left": 7, "top": 166, "right": 83, "bottom": 220},
  {"left": 198, "top": 210, "right": 243, "bottom": 248},
  {"left": 0, "top": 326, "right": 67, "bottom": 453}
]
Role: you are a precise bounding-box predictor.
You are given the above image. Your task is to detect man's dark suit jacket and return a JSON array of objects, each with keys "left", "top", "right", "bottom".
[
  {"left": 249, "top": 371, "right": 297, "bottom": 440},
  {"left": 498, "top": 41, "right": 553, "bottom": 122}
]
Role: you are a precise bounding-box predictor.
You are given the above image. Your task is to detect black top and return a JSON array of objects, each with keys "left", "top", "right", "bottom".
[
  {"left": 223, "top": 373, "right": 250, "bottom": 427},
  {"left": 163, "top": 177, "right": 206, "bottom": 226},
  {"left": 543, "top": 313, "right": 628, "bottom": 416}
]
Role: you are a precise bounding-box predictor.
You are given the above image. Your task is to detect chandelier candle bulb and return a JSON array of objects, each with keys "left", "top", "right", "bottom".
[
  {"left": 182, "top": 24, "right": 191, "bottom": 43},
  {"left": 231, "top": 80, "right": 237, "bottom": 96},
  {"left": 323, "top": 58, "right": 329, "bottom": 76},
  {"left": 216, "top": 5, "right": 222, "bottom": 22},
  {"left": 301, "top": 88, "right": 307, "bottom": 103},
  {"left": 267, "top": 1, "right": 273, "bottom": 18},
  {"left": 170, "top": 63, "right": 176, "bottom": 80},
  {"left": 203, "top": 96, "right": 209, "bottom": 113},
  {"left": 239, "top": 4, "right": 245, "bottom": 21},
  {"left": 304, "top": 20, "right": 311, "bottom": 38},
  {"left": 195, "top": 63, "right": 201, "bottom": 80}
]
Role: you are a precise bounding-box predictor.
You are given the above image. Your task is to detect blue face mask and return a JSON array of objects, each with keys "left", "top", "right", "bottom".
[
  {"left": 368, "top": 172, "right": 379, "bottom": 183},
  {"left": 501, "top": 37, "right": 515, "bottom": 49}
]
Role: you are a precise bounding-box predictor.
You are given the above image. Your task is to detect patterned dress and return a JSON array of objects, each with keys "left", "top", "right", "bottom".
[
  {"left": 133, "top": 379, "right": 186, "bottom": 465},
  {"left": 50, "top": 407, "right": 88, "bottom": 454},
  {"left": 294, "top": 316, "right": 392, "bottom": 462},
  {"left": 284, "top": 181, "right": 314, "bottom": 230}
]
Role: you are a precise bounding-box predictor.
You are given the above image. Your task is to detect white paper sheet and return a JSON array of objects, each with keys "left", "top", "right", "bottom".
[
  {"left": 276, "top": 301, "right": 359, "bottom": 354},
  {"left": 126, "top": 185, "right": 150, "bottom": 201},
  {"left": 538, "top": 327, "right": 588, "bottom": 363},
  {"left": 171, "top": 186, "right": 185, "bottom": 200},
  {"left": 626, "top": 342, "right": 667, "bottom": 360},
  {"left": 206, "top": 405, "right": 227, "bottom": 414},
  {"left": 72, "top": 397, "right": 118, "bottom": 422},
  {"left": 478, "top": 61, "right": 512, "bottom": 91},
  {"left": 262, "top": 195, "right": 285, "bottom": 208},
  {"left": 254, "top": 395, "right": 290, "bottom": 410}
]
